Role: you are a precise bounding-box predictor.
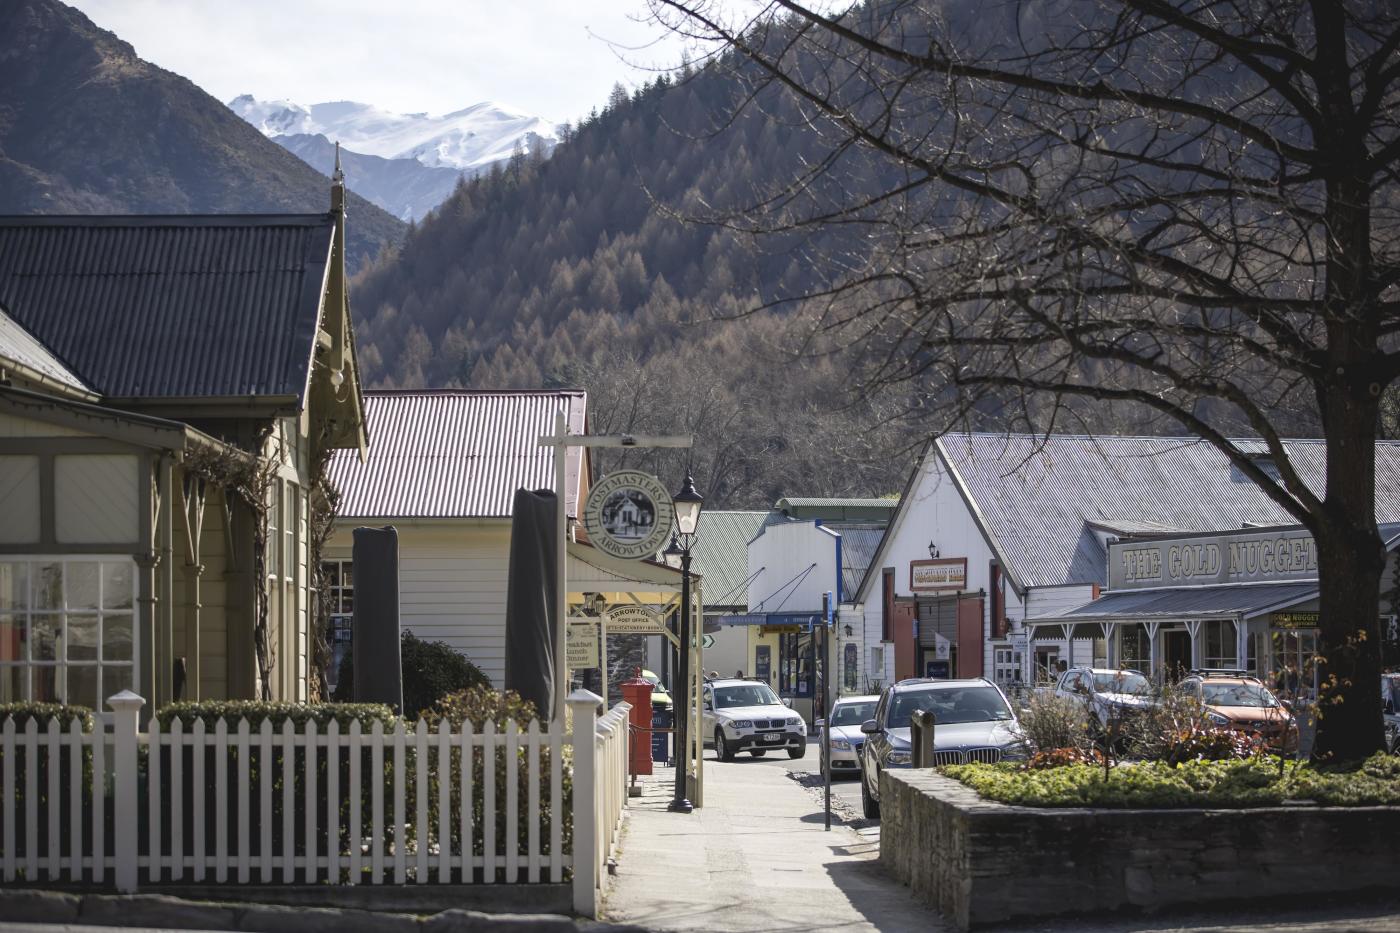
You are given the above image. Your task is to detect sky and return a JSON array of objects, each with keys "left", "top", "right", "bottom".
[{"left": 66, "top": 0, "right": 716, "bottom": 124}]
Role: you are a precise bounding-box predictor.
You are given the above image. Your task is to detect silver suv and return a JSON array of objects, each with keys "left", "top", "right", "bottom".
[
  {"left": 1054, "top": 667, "right": 1157, "bottom": 731},
  {"left": 702, "top": 679, "right": 807, "bottom": 761}
]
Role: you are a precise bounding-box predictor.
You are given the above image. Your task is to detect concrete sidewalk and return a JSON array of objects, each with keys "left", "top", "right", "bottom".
[{"left": 600, "top": 759, "right": 941, "bottom": 933}]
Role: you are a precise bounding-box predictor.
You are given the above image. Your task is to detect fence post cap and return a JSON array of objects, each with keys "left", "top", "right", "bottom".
[
  {"left": 566, "top": 688, "right": 604, "bottom": 707},
  {"left": 106, "top": 690, "right": 145, "bottom": 711}
]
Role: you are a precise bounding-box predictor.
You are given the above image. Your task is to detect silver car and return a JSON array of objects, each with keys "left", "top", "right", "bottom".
[{"left": 822, "top": 695, "right": 878, "bottom": 778}]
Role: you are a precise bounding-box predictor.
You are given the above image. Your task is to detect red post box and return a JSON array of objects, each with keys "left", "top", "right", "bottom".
[{"left": 620, "top": 669, "right": 654, "bottom": 776}]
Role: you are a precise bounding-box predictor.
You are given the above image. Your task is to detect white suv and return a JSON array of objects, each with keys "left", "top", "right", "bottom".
[{"left": 702, "top": 679, "right": 807, "bottom": 760}]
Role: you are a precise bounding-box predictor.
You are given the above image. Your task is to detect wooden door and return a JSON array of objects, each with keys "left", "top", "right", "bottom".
[
  {"left": 957, "top": 597, "right": 985, "bottom": 678},
  {"left": 893, "top": 600, "right": 918, "bottom": 681}
]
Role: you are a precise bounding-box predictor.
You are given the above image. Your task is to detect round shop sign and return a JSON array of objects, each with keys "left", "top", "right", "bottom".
[{"left": 583, "top": 470, "right": 675, "bottom": 560}]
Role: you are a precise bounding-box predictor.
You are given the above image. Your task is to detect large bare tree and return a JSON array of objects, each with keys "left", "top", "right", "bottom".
[{"left": 647, "top": 0, "right": 1400, "bottom": 760}]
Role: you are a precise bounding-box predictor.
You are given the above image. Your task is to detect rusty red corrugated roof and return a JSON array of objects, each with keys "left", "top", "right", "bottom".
[{"left": 330, "top": 389, "right": 587, "bottom": 519}]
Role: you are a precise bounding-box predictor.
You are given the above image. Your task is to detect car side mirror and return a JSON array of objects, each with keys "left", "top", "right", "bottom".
[
  {"left": 1280, "top": 700, "right": 1293, "bottom": 714},
  {"left": 703, "top": 700, "right": 712, "bottom": 711},
  {"left": 814, "top": 718, "right": 826, "bottom": 728},
  {"left": 860, "top": 719, "right": 882, "bottom": 735},
  {"left": 782, "top": 697, "right": 793, "bottom": 708}
]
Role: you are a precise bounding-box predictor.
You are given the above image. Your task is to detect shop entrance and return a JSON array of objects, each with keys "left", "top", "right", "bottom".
[{"left": 1162, "top": 629, "right": 1192, "bottom": 679}]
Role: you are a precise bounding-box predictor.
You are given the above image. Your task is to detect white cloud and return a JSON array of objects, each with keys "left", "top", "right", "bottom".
[{"left": 67, "top": 0, "right": 702, "bottom": 123}]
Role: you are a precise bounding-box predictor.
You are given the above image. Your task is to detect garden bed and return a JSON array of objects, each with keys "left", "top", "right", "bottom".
[
  {"left": 878, "top": 766, "right": 1400, "bottom": 931},
  {"left": 940, "top": 753, "right": 1400, "bottom": 808}
]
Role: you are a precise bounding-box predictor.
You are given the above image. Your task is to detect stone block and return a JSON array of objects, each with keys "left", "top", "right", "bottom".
[
  {"left": 0, "top": 888, "right": 82, "bottom": 923},
  {"left": 80, "top": 893, "right": 238, "bottom": 930}
]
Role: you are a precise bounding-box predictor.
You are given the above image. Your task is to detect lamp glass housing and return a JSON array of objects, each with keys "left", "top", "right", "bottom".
[{"left": 673, "top": 475, "right": 704, "bottom": 536}]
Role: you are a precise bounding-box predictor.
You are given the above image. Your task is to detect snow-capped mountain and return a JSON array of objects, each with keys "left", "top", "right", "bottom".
[{"left": 228, "top": 95, "right": 556, "bottom": 172}]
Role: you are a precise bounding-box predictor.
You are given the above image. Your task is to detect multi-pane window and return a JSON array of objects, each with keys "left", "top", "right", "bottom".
[
  {"left": 1118, "top": 624, "right": 1151, "bottom": 672},
  {"left": 323, "top": 559, "right": 354, "bottom": 692},
  {"left": 993, "top": 646, "right": 1020, "bottom": 689},
  {"left": 1202, "top": 619, "right": 1237, "bottom": 669},
  {"left": 0, "top": 558, "right": 137, "bottom": 706}
]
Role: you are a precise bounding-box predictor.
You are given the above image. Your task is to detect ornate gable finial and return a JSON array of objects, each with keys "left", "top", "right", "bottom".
[{"left": 332, "top": 140, "right": 345, "bottom": 185}]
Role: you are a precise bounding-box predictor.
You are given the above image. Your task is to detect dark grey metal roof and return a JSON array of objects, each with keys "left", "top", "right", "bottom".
[
  {"left": 0, "top": 214, "right": 335, "bottom": 399},
  {"left": 1045, "top": 582, "right": 1318, "bottom": 623},
  {"left": 330, "top": 390, "right": 587, "bottom": 519},
  {"left": 940, "top": 434, "right": 1400, "bottom": 590}
]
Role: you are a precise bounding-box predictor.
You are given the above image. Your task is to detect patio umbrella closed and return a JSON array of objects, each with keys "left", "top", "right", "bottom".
[{"left": 505, "top": 488, "right": 558, "bottom": 717}]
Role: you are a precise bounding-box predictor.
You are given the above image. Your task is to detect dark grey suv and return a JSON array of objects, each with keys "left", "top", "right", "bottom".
[{"left": 859, "top": 677, "right": 1026, "bottom": 818}]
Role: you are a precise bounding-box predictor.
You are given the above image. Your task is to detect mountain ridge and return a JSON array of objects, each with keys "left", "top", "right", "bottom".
[{"left": 0, "top": 0, "right": 405, "bottom": 271}]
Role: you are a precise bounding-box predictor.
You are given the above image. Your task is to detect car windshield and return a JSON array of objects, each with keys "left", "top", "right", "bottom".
[
  {"left": 1092, "top": 672, "right": 1152, "bottom": 696},
  {"left": 830, "top": 701, "right": 876, "bottom": 726},
  {"left": 888, "top": 686, "right": 1012, "bottom": 728},
  {"left": 713, "top": 684, "right": 780, "bottom": 708},
  {"left": 1201, "top": 682, "right": 1279, "bottom": 708}
]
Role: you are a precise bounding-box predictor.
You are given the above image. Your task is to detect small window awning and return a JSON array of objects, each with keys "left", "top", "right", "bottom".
[{"left": 1026, "top": 581, "right": 1317, "bottom": 637}]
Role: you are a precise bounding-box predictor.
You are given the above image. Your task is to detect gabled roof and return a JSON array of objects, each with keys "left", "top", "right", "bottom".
[
  {"left": 330, "top": 390, "right": 588, "bottom": 520},
  {"left": 826, "top": 523, "right": 887, "bottom": 601},
  {"left": 0, "top": 214, "right": 336, "bottom": 401},
  {"left": 0, "top": 303, "right": 91, "bottom": 397},
  {"left": 938, "top": 433, "right": 1400, "bottom": 592},
  {"left": 690, "top": 510, "right": 767, "bottom": 609}
]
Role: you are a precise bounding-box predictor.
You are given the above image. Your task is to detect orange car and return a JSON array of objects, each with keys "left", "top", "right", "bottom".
[{"left": 1181, "top": 671, "right": 1300, "bottom": 755}]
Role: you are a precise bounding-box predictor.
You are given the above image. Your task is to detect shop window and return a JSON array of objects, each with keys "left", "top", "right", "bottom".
[
  {"left": 1119, "top": 624, "right": 1151, "bottom": 672},
  {"left": 992, "top": 646, "right": 1020, "bottom": 689},
  {"left": 0, "top": 558, "right": 137, "bottom": 706},
  {"left": 1202, "top": 619, "right": 1237, "bottom": 669},
  {"left": 1271, "top": 629, "right": 1318, "bottom": 703}
]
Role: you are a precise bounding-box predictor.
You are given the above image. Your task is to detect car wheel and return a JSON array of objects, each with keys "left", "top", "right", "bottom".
[
  {"left": 715, "top": 727, "right": 734, "bottom": 762},
  {"left": 787, "top": 742, "right": 806, "bottom": 760},
  {"left": 748, "top": 749, "right": 766, "bottom": 758},
  {"left": 861, "top": 768, "right": 881, "bottom": 819}
]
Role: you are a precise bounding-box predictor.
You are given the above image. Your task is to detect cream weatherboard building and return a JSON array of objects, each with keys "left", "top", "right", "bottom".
[{"left": 0, "top": 182, "right": 368, "bottom": 713}]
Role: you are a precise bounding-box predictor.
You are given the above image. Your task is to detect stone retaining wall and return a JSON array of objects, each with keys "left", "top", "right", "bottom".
[{"left": 879, "top": 770, "right": 1400, "bottom": 930}]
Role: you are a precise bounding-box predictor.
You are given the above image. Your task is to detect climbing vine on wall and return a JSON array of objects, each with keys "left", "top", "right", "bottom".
[
  {"left": 183, "top": 429, "right": 280, "bottom": 700},
  {"left": 306, "top": 419, "right": 342, "bottom": 702}
]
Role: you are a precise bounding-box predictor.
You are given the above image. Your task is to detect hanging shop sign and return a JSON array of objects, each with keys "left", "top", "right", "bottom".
[
  {"left": 603, "top": 604, "right": 667, "bottom": 635},
  {"left": 910, "top": 558, "right": 967, "bottom": 592},
  {"left": 582, "top": 470, "right": 675, "bottom": 560},
  {"left": 566, "top": 621, "right": 600, "bottom": 669}
]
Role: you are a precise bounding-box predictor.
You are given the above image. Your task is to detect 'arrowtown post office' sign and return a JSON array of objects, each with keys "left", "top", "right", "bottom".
[
  {"left": 1110, "top": 527, "right": 1319, "bottom": 590},
  {"left": 582, "top": 470, "right": 675, "bottom": 561}
]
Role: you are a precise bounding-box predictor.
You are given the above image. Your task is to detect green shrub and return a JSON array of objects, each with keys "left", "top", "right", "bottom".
[
  {"left": 942, "top": 753, "right": 1400, "bottom": 808},
  {"left": 1017, "top": 691, "right": 1091, "bottom": 753},
  {"left": 0, "top": 702, "right": 96, "bottom": 731},
  {"left": 332, "top": 631, "right": 491, "bottom": 719},
  {"left": 156, "top": 700, "right": 397, "bottom": 731}
]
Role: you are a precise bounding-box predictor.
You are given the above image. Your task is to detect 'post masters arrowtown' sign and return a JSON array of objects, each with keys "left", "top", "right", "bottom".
[{"left": 582, "top": 470, "right": 675, "bottom": 561}]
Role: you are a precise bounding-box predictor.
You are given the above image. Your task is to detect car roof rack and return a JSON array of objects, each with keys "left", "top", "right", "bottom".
[{"left": 1186, "top": 668, "right": 1253, "bottom": 678}]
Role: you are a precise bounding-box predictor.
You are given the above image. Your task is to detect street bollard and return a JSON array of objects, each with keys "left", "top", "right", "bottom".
[{"left": 910, "top": 709, "right": 937, "bottom": 768}]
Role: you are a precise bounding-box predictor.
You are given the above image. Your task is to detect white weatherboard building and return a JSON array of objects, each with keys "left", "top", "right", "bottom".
[{"left": 856, "top": 434, "right": 1400, "bottom": 691}]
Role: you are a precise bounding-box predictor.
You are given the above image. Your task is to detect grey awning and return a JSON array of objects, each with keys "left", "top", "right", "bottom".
[{"left": 1030, "top": 582, "right": 1317, "bottom": 626}]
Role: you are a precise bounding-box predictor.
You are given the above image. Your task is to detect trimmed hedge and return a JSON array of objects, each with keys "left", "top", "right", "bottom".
[
  {"left": 332, "top": 631, "right": 491, "bottom": 719},
  {"left": 156, "top": 700, "right": 398, "bottom": 731},
  {"left": 0, "top": 702, "right": 96, "bottom": 731},
  {"left": 943, "top": 753, "right": 1400, "bottom": 808}
]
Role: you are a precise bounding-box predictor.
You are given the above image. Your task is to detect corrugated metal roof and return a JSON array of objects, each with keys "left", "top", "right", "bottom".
[
  {"left": 0, "top": 215, "right": 334, "bottom": 399},
  {"left": 0, "top": 304, "right": 90, "bottom": 393},
  {"left": 330, "top": 390, "right": 587, "bottom": 519},
  {"left": 1048, "top": 582, "right": 1318, "bottom": 621},
  {"left": 829, "top": 523, "right": 888, "bottom": 600},
  {"left": 940, "top": 434, "right": 1400, "bottom": 590},
  {"left": 690, "top": 511, "right": 767, "bottom": 609}
]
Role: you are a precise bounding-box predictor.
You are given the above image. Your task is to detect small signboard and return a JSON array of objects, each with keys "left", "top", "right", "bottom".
[
  {"left": 1272, "top": 611, "right": 1320, "bottom": 629},
  {"left": 911, "top": 558, "right": 967, "bottom": 592},
  {"left": 603, "top": 604, "right": 666, "bottom": 634},
  {"left": 566, "top": 621, "right": 600, "bottom": 669},
  {"left": 583, "top": 470, "right": 676, "bottom": 560}
]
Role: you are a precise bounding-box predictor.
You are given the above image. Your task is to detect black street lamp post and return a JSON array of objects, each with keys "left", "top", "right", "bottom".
[{"left": 667, "top": 475, "right": 703, "bottom": 814}]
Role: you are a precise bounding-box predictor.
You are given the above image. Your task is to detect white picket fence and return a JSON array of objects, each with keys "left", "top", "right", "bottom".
[{"left": 0, "top": 689, "right": 628, "bottom": 917}]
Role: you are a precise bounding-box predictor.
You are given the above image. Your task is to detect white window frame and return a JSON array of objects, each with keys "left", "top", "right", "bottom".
[{"left": 0, "top": 556, "right": 139, "bottom": 707}]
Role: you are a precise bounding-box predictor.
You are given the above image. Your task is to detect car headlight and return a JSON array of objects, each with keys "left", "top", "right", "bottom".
[
  {"left": 887, "top": 751, "right": 911, "bottom": 765},
  {"left": 792, "top": 719, "right": 806, "bottom": 734},
  {"left": 1207, "top": 712, "right": 1230, "bottom": 727},
  {"left": 728, "top": 720, "right": 753, "bottom": 730},
  {"left": 829, "top": 738, "right": 852, "bottom": 750}
]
